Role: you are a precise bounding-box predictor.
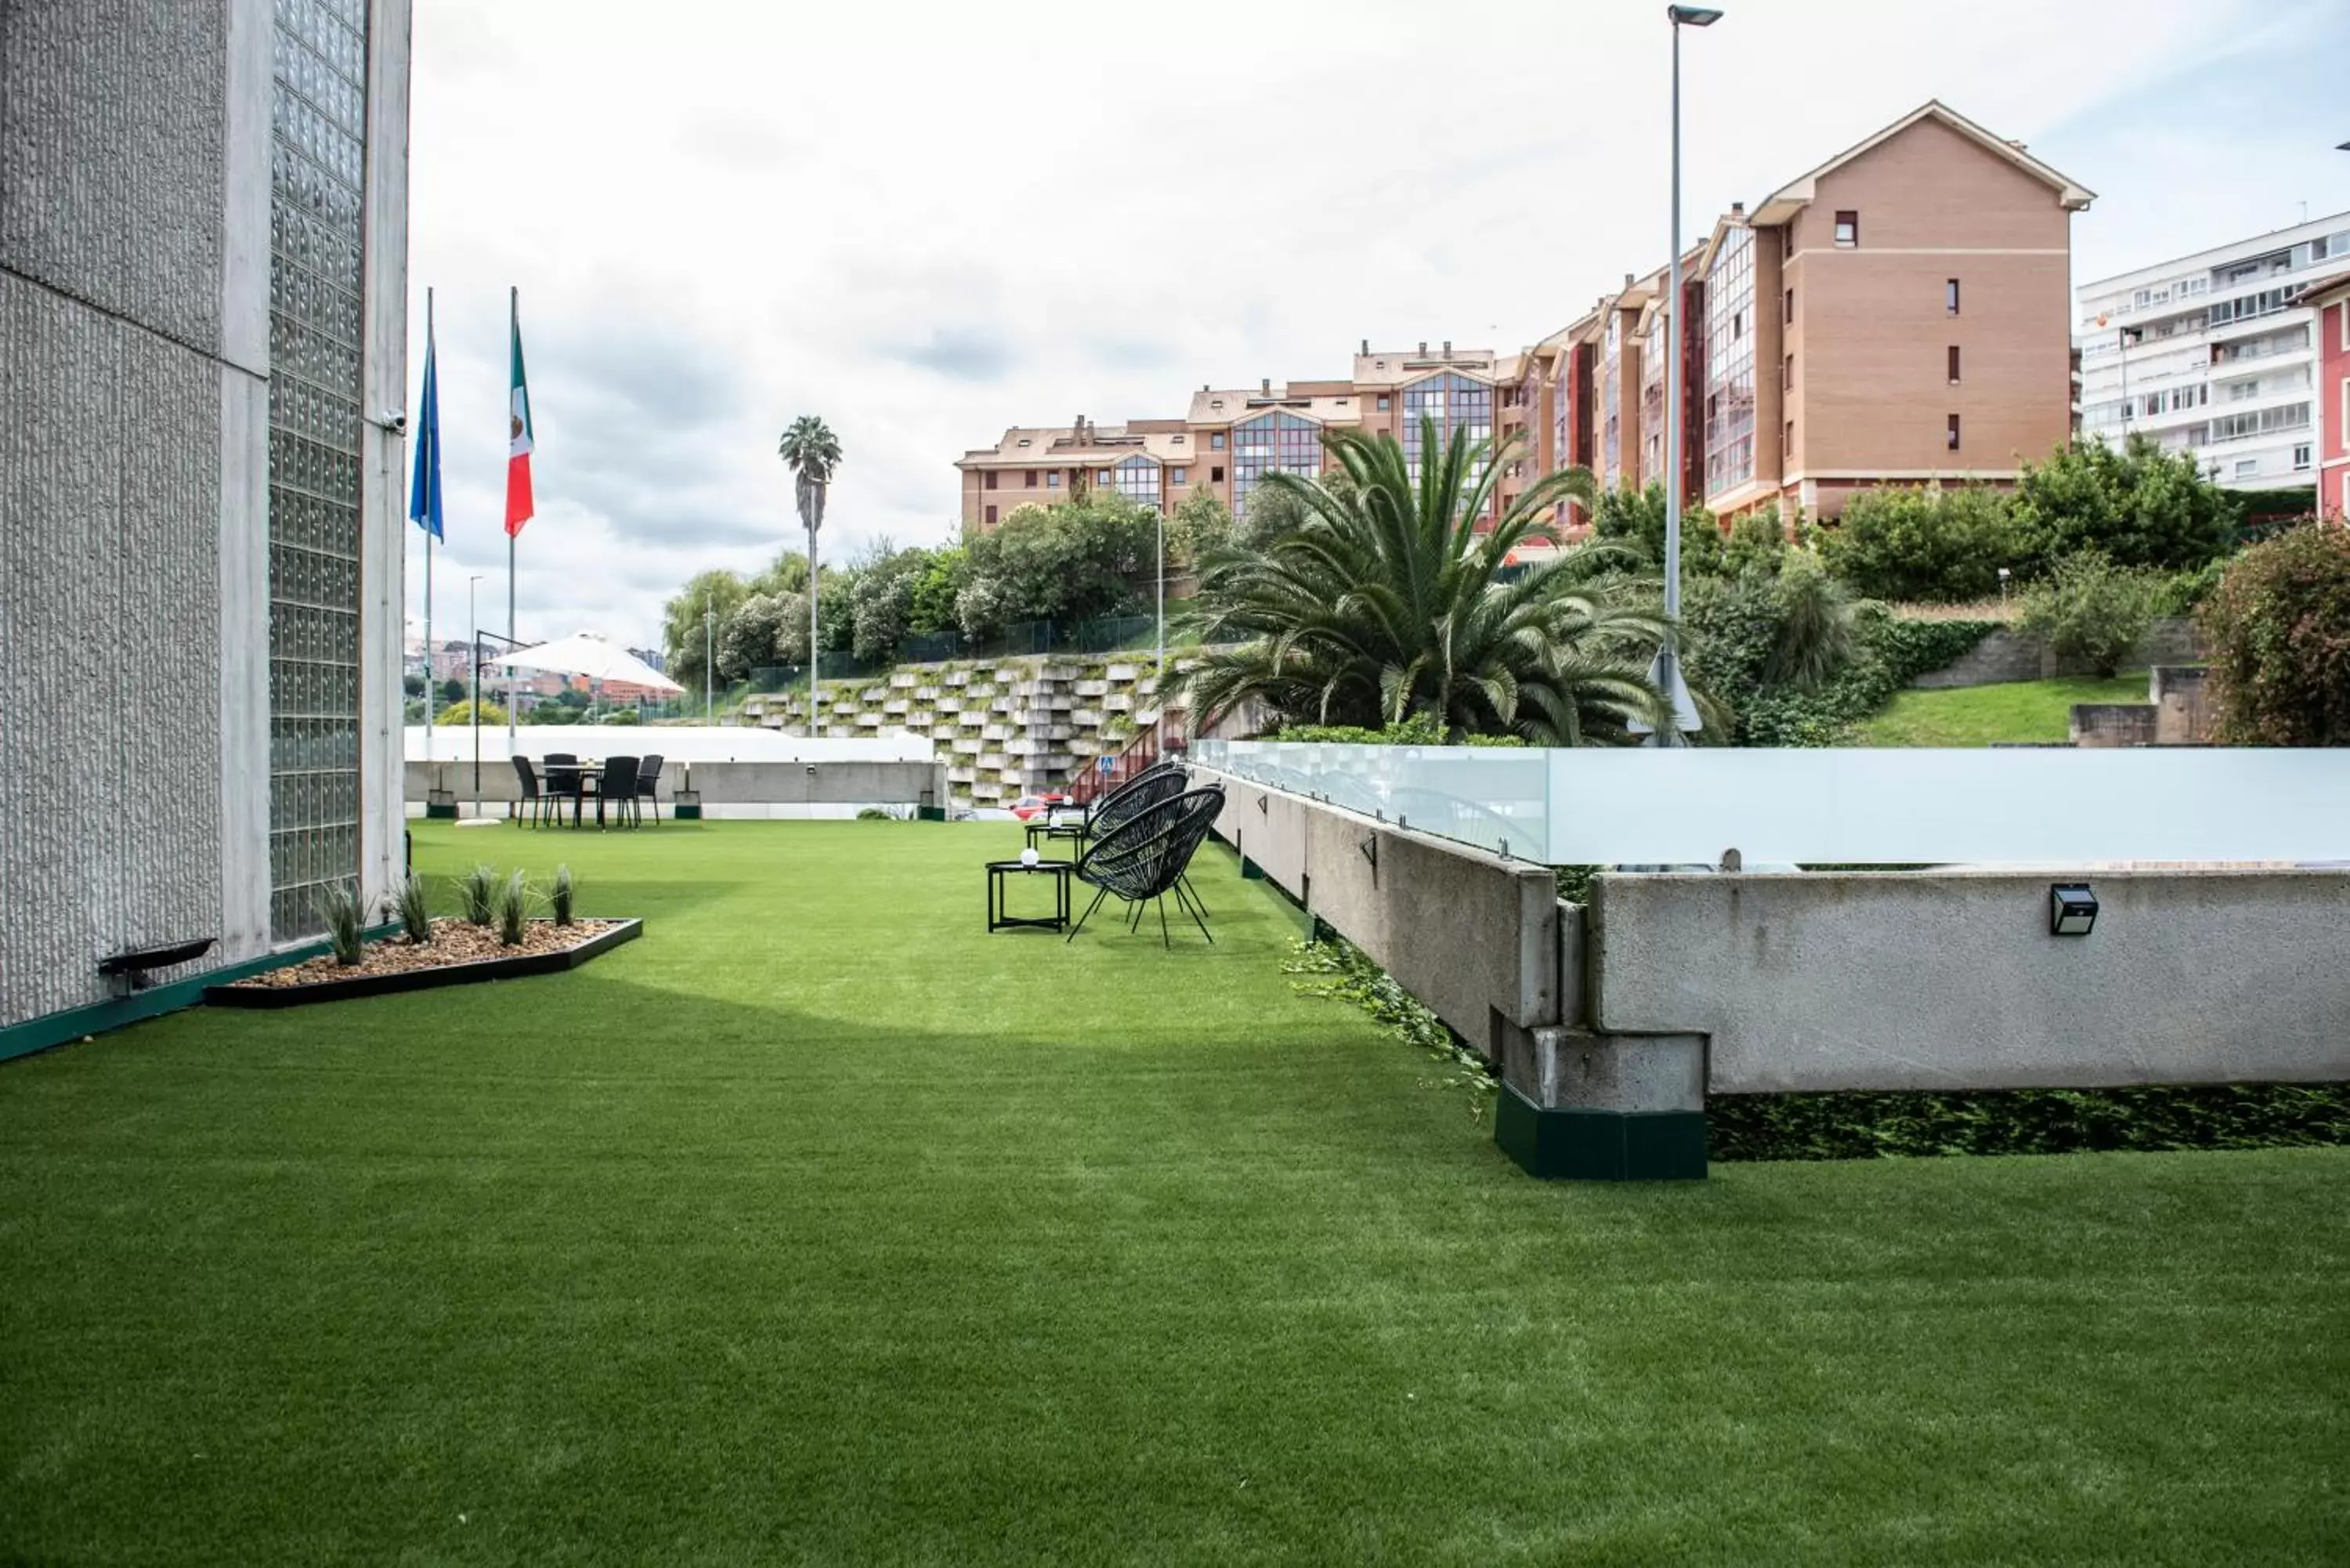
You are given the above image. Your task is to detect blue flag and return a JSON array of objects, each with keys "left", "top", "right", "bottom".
[{"left": 408, "top": 302, "right": 443, "bottom": 540}]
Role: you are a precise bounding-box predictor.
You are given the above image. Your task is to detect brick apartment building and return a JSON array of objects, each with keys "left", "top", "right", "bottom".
[
  {"left": 2303, "top": 269, "right": 2350, "bottom": 520},
  {"left": 956, "top": 101, "right": 2091, "bottom": 537},
  {"left": 955, "top": 343, "right": 1508, "bottom": 529}
]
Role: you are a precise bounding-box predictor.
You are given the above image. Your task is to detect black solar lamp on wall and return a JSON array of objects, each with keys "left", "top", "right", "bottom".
[{"left": 2050, "top": 884, "right": 2099, "bottom": 938}]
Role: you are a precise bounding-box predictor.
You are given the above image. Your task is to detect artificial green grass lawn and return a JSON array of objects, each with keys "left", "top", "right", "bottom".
[
  {"left": 1856, "top": 674, "right": 2153, "bottom": 747},
  {"left": 4, "top": 823, "right": 2346, "bottom": 1566}
]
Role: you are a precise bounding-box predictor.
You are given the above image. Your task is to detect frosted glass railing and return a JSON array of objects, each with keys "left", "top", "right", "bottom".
[
  {"left": 1191, "top": 741, "right": 2350, "bottom": 866},
  {"left": 1190, "top": 740, "right": 1554, "bottom": 861}
]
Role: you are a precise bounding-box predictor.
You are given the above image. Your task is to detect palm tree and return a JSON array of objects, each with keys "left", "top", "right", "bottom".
[
  {"left": 1177, "top": 420, "right": 1668, "bottom": 745},
  {"left": 777, "top": 416, "right": 842, "bottom": 734}
]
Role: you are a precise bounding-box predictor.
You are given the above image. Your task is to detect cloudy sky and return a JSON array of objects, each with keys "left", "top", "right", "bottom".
[{"left": 400, "top": 0, "right": 2350, "bottom": 652}]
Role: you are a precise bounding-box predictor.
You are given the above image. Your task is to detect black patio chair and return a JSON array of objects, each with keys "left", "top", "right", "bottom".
[
  {"left": 597, "top": 755, "right": 642, "bottom": 829},
  {"left": 1043, "top": 759, "right": 1184, "bottom": 856},
  {"left": 542, "top": 753, "right": 584, "bottom": 827},
  {"left": 635, "top": 754, "right": 664, "bottom": 823},
  {"left": 1067, "top": 786, "right": 1224, "bottom": 948},
  {"left": 512, "top": 756, "right": 547, "bottom": 827}
]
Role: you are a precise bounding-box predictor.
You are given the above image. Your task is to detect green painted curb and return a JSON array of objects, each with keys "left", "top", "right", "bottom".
[
  {"left": 0, "top": 923, "right": 401, "bottom": 1066},
  {"left": 672, "top": 804, "right": 703, "bottom": 820},
  {"left": 1495, "top": 1082, "right": 1708, "bottom": 1181}
]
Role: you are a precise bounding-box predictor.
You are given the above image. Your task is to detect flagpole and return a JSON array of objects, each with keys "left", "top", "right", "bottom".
[
  {"left": 421, "top": 287, "right": 435, "bottom": 760},
  {"left": 508, "top": 287, "right": 520, "bottom": 764}
]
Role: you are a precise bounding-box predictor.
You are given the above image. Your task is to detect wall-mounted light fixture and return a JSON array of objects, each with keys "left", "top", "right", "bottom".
[{"left": 2050, "top": 883, "right": 2099, "bottom": 937}]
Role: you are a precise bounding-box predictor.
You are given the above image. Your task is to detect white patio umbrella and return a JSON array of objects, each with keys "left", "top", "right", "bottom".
[{"left": 497, "top": 630, "right": 685, "bottom": 708}]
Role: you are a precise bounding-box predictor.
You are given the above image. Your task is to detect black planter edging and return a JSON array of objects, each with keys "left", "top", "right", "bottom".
[{"left": 203, "top": 919, "right": 643, "bottom": 1009}]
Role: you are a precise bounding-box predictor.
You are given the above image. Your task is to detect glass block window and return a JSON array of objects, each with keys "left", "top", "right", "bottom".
[
  {"left": 1703, "top": 224, "right": 1757, "bottom": 498},
  {"left": 1112, "top": 454, "right": 1162, "bottom": 510},
  {"left": 267, "top": 0, "right": 370, "bottom": 941},
  {"left": 1231, "top": 411, "right": 1320, "bottom": 519}
]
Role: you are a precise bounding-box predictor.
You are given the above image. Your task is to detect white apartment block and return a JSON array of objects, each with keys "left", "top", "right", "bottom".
[{"left": 2076, "top": 211, "right": 2350, "bottom": 492}]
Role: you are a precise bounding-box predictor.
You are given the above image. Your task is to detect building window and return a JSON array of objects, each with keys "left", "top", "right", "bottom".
[
  {"left": 267, "top": 0, "right": 371, "bottom": 941},
  {"left": 1210, "top": 432, "right": 1226, "bottom": 450},
  {"left": 1046, "top": 471, "right": 1060, "bottom": 490},
  {"left": 1947, "top": 345, "right": 1961, "bottom": 384},
  {"left": 2293, "top": 443, "right": 2312, "bottom": 471},
  {"left": 983, "top": 470, "right": 998, "bottom": 490},
  {"left": 1834, "top": 210, "right": 1859, "bottom": 247},
  {"left": 1784, "top": 287, "right": 1794, "bottom": 323},
  {"left": 1399, "top": 371, "right": 1495, "bottom": 482},
  {"left": 1097, "top": 468, "right": 1113, "bottom": 485},
  {"left": 2235, "top": 457, "right": 2258, "bottom": 479},
  {"left": 1784, "top": 420, "right": 1794, "bottom": 454},
  {"left": 1210, "top": 465, "right": 1224, "bottom": 483},
  {"left": 1781, "top": 226, "right": 1793, "bottom": 262},
  {"left": 1947, "top": 414, "right": 1961, "bottom": 451},
  {"left": 1376, "top": 394, "right": 1390, "bottom": 410},
  {"left": 1024, "top": 468, "right": 1037, "bottom": 486},
  {"left": 983, "top": 504, "right": 997, "bottom": 526},
  {"left": 1782, "top": 354, "right": 1794, "bottom": 391},
  {"left": 1947, "top": 278, "right": 1961, "bottom": 316},
  {"left": 1702, "top": 224, "right": 1757, "bottom": 496},
  {"left": 1170, "top": 466, "right": 1187, "bottom": 485},
  {"left": 1112, "top": 453, "right": 1161, "bottom": 509},
  {"left": 1231, "top": 410, "right": 1322, "bottom": 518}
]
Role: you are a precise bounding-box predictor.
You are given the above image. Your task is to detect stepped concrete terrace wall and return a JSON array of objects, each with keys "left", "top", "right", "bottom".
[
  {"left": 1910, "top": 617, "right": 2202, "bottom": 688},
  {"left": 1194, "top": 762, "right": 2350, "bottom": 1181},
  {"left": 743, "top": 656, "right": 1190, "bottom": 809}
]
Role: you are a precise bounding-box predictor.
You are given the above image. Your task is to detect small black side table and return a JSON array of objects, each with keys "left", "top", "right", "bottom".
[{"left": 987, "top": 858, "right": 1073, "bottom": 932}]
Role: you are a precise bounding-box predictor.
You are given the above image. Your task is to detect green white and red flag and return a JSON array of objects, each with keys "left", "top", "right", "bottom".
[{"left": 504, "top": 289, "right": 534, "bottom": 536}]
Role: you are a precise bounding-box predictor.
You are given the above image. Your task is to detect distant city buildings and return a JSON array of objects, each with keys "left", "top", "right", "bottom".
[
  {"left": 956, "top": 101, "right": 2092, "bottom": 535},
  {"left": 2076, "top": 211, "right": 2350, "bottom": 494}
]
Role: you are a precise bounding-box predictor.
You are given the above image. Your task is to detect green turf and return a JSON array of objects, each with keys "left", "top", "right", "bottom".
[
  {"left": 1856, "top": 674, "right": 2154, "bottom": 747},
  {"left": 3, "top": 822, "right": 2345, "bottom": 1566}
]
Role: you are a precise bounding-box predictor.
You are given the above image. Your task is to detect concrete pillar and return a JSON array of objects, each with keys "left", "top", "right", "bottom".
[
  {"left": 2151, "top": 666, "right": 2211, "bottom": 746},
  {"left": 1494, "top": 1025, "right": 1708, "bottom": 1181},
  {"left": 2070, "top": 703, "right": 2157, "bottom": 748}
]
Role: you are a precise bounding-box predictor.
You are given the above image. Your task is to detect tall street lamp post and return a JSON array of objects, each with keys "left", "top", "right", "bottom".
[{"left": 1649, "top": 2, "right": 1721, "bottom": 746}]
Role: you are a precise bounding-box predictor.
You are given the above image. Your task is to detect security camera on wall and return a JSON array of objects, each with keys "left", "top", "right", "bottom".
[{"left": 378, "top": 410, "right": 407, "bottom": 436}]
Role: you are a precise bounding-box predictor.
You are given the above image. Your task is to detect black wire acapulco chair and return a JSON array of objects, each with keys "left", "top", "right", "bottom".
[
  {"left": 634, "top": 754, "right": 664, "bottom": 823},
  {"left": 512, "top": 756, "right": 546, "bottom": 826},
  {"left": 1066, "top": 786, "right": 1225, "bottom": 948}
]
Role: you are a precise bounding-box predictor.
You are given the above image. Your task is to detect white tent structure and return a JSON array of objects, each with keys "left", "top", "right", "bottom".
[{"left": 497, "top": 630, "right": 685, "bottom": 699}]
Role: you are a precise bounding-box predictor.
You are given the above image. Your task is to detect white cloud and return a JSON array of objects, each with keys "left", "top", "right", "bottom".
[{"left": 401, "top": 0, "right": 2304, "bottom": 650}]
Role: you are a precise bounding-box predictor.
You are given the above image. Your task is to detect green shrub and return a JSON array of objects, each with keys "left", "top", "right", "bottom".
[
  {"left": 456, "top": 865, "right": 497, "bottom": 926},
  {"left": 1720, "top": 506, "right": 1793, "bottom": 579},
  {"left": 598, "top": 708, "right": 642, "bottom": 726},
  {"left": 2011, "top": 434, "right": 2239, "bottom": 574},
  {"left": 2015, "top": 553, "right": 2159, "bottom": 678},
  {"left": 2196, "top": 522, "right": 2350, "bottom": 746},
  {"left": 1816, "top": 484, "right": 2022, "bottom": 602},
  {"left": 1593, "top": 482, "right": 1723, "bottom": 576},
  {"left": 2153, "top": 558, "right": 2228, "bottom": 617},
  {"left": 386, "top": 875, "right": 432, "bottom": 945},
  {"left": 1271, "top": 713, "right": 1525, "bottom": 747},
  {"left": 434, "top": 698, "right": 508, "bottom": 728},
  {"left": 549, "top": 865, "right": 575, "bottom": 927},
  {"left": 494, "top": 870, "right": 533, "bottom": 947},
  {"left": 855, "top": 806, "right": 893, "bottom": 820},
  {"left": 1709, "top": 1082, "right": 2350, "bottom": 1162},
  {"left": 317, "top": 883, "right": 366, "bottom": 966}
]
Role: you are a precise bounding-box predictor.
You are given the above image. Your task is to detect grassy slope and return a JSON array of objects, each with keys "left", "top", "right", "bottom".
[
  {"left": 2, "top": 822, "right": 2345, "bottom": 1566},
  {"left": 1856, "top": 674, "right": 2153, "bottom": 747}
]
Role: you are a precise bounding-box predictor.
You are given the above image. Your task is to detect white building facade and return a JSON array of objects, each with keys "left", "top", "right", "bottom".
[
  {"left": 2076, "top": 211, "right": 2350, "bottom": 493},
  {"left": 1, "top": 0, "right": 410, "bottom": 1052}
]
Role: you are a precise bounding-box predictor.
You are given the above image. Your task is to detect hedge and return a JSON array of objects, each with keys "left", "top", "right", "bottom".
[{"left": 1708, "top": 1082, "right": 2350, "bottom": 1162}]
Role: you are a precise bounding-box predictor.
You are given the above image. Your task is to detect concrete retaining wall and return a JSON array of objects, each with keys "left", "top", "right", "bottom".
[
  {"left": 1911, "top": 617, "right": 2201, "bottom": 689},
  {"left": 1590, "top": 870, "right": 2350, "bottom": 1093},
  {"left": 1206, "top": 775, "right": 1560, "bottom": 1047},
  {"left": 406, "top": 759, "right": 946, "bottom": 813}
]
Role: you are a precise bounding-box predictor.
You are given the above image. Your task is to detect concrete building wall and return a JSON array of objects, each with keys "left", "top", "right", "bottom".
[
  {"left": 1589, "top": 871, "right": 2350, "bottom": 1094},
  {"left": 1, "top": 1, "right": 236, "bottom": 1027},
  {"left": 0, "top": 0, "right": 407, "bottom": 1033}
]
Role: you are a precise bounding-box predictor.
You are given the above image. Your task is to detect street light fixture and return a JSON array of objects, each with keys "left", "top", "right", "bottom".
[{"left": 1642, "top": 2, "right": 1720, "bottom": 745}]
